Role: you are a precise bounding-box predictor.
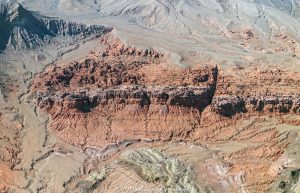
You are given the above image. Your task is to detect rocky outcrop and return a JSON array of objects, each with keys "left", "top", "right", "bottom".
[
  {"left": 30, "top": 35, "right": 300, "bottom": 193},
  {"left": 31, "top": 35, "right": 218, "bottom": 146},
  {"left": 212, "top": 95, "right": 300, "bottom": 116},
  {"left": 37, "top": 85, "right": 215, "bottom": 113},
  {"left": 34, "top": 84, "right": 216, "bottom": 146},
  {"left": 0, "top": 2, "right": 110, "bottom": 51},
  {"left": 31, "top": 35, "right": 166, "bottom": 93},
  {"left": 31, "top": 34, "right": 300, "bottom": 148}
]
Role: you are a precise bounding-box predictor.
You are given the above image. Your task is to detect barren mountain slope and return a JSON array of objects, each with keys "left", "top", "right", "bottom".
[
  {"left": 17, "top": 0, "right": 300, "bottom": 69},
  {"left": 0, "top": 0, "right": 300, "bottom": 193}
]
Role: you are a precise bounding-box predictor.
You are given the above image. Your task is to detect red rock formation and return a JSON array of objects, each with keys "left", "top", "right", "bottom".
[
  {"left": 32, "top": 35, "right": 218, "bottom": 147},
  {"left": 31, "top": 35, "right": 300, "bottom": 192}
]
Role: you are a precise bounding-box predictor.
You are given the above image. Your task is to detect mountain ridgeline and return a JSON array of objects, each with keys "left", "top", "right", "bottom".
[{"left": 0, "top": 2, "right": 109, "bottom": 51}]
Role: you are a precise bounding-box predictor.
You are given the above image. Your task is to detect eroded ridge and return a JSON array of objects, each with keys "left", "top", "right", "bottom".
[
  {"left": 31, "top": 35, "right": 218, "bottom": 147},
  {"left": 212, "top": 95, "right": 300, "bottom": 117},
  {"left": 213, "top": 66, "right": 300, "bottom": 116},
  {"left": 31, "top": 35, "right": 300, "bottom": 192}
]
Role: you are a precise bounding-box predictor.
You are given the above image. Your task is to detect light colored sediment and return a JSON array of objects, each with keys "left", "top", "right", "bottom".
[{"left": 66, "top": 147, "right": 201, "bottom": 193}]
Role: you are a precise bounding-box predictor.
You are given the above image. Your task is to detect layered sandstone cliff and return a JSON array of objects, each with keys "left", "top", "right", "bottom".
[
  {"left": 31, "top": 35, "right": 218, "bottom": 146},
  {"left": 30, "top": 35, "right": 300, "bottom": 192},
  {"left": 212, "top": 95, "right": 300, "bottom": 117}
]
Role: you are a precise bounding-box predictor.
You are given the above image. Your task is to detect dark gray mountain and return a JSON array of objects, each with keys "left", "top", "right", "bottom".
[{"left": 0, "top": 2, "right": 108, "bottom": 51}]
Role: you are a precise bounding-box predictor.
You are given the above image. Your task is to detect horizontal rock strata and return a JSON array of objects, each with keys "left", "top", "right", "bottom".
[
  {"left": 31, "top": 35, "right": 300, "bottom": 192},
  {"left": 31, "top": 36, "right": 218, "bottom": 146},
  {"left": 212, "top": 95, "right": 300, "bottom": 116}
]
